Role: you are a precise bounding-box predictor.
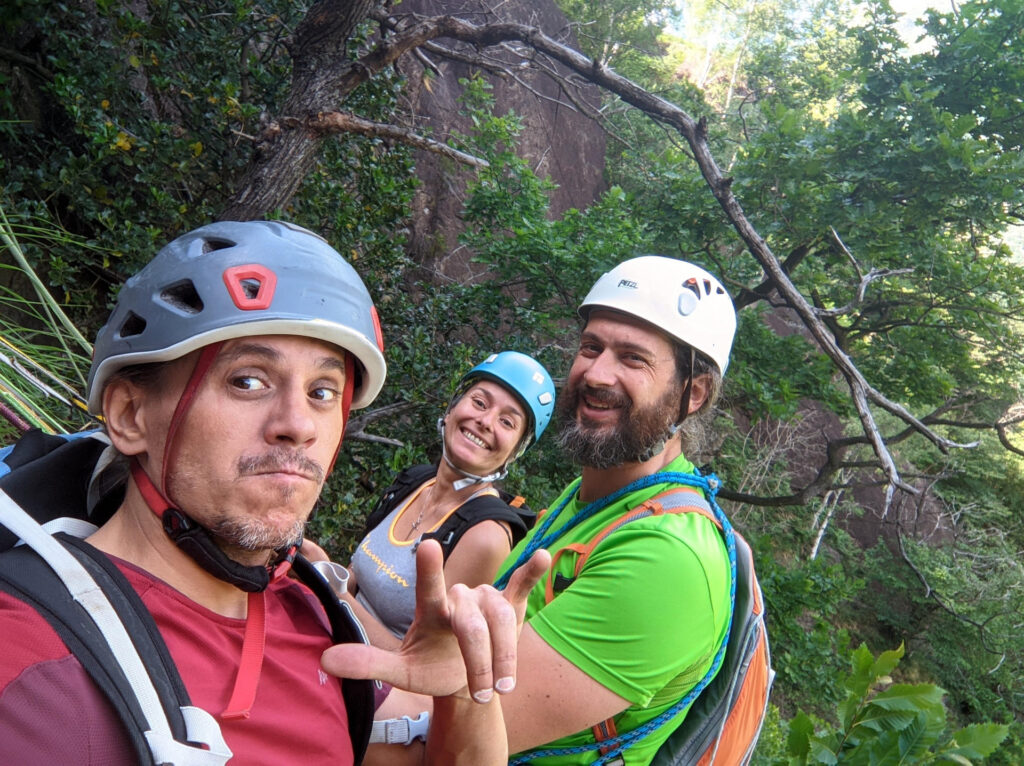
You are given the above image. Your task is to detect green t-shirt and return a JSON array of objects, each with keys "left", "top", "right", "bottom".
[{"left": 498, "top": 455, "right": 731, "bottom": 765}]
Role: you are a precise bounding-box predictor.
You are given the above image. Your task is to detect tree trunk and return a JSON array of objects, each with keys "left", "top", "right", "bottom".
[{"left": 219, "top": 0, "right": 376, "bottom": 220}]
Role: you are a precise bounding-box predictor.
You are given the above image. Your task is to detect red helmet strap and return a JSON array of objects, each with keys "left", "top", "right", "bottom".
[
  {"left": 160, "top": 342, "right": 224, "bottom": 500},
  {"left": 327, "top": 352, "right": 355, "bottom": 475}
]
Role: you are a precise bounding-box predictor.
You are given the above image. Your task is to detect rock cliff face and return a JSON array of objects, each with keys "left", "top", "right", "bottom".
[{"left": 391, "top": 0, "right": 607, "bottom": 276}]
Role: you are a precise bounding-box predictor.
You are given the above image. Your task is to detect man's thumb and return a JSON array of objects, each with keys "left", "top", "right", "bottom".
[{"left": 322, "top": 642, "right": 403, "bottom": 687}]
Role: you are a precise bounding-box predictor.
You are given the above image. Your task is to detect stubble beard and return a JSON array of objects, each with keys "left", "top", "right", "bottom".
[
  {"left": 175, "top": 447, "right": 324, "bottom": 560},
  {"left": 207, "top": 516, "right": 308, "bottom": 561},
  {"left": 555, "top": 379, "right": 683, "bottom": 469}
]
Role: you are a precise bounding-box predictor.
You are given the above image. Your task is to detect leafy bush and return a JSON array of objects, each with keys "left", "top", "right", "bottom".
[{"left": 781, "top": 643, "right": 1009, "bottom": 764}]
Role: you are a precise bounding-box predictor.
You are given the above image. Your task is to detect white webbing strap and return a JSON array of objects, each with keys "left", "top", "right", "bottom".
[
  {"left": 146, "top": 706, "right": 232, "bottom": 765},
  {"left": 13, "top": 516, "right": 99, "bottom": 542},
  {"left": 0, "top": 489, "right": 232, "bottom": 765},
  {"left": 310, "top": 559, "right": 350, "bottom": 599}
]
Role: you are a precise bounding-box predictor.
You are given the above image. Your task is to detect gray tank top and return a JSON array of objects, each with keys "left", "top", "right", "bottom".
[
  {"left": 350, "top": 499, "right": 420, "bottom": 638},
  {"left": 350, "top": 480, "right": 499, "bottom": 638}
]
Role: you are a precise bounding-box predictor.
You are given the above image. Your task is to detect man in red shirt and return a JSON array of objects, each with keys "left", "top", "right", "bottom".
[{"left": 0, "top": 220, "right": 547, "bottom": 765}]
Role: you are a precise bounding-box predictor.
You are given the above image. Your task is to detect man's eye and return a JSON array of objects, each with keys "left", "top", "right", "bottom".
[
  {"left": 472, "top": 396, "right": 486, "bottom": 409},
  {"left": 232, "top": 376, "right": 266, "bottom": 391},
  {"left": 310, "top": 387, "right": 339, "bottom": 402}
]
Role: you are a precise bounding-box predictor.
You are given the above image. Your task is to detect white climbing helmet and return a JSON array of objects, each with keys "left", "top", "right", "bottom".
[{"left": 579, "top": 255, "right": 736, "bottom": 375}]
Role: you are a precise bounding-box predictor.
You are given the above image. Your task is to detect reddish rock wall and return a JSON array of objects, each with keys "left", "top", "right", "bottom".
[{"left": 392, "top": 0, "right": 607, "bottom": 277}]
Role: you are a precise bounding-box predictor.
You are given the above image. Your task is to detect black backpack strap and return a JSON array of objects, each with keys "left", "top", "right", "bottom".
[
  {"left": 291, "top": 553, "right": 376, "bottom": 765},
  {"left": 0, "top": 534, "right": 196, "bottom": 766},
  {"left": 423, "top": 492, "right": 535, "bottom": 560},
  {"left": 0, "top": 429, "right": 121, "bottom": 551},
  {"left": 359, "top": 464, "right": 438, "bottom": 540}
]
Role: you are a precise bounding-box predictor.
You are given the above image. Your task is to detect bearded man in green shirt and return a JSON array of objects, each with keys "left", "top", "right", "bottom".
[{"left": 494, "top": 255, "right": 737, "bottom": 765}]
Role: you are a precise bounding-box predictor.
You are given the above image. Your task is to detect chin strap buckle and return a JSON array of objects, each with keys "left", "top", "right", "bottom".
[{"left": 368, "top": 711, "right": 430, "bottom": 745}]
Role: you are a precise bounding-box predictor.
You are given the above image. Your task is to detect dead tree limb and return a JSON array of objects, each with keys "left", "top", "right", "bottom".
[
  {"left": 283, "top": 112, "right": 489, "bottom": 168},
  {"left": 343, "top": 400, "right": 419, "bottom": 446}
]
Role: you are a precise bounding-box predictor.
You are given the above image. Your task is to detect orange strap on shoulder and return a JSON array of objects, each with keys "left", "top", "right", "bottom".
[{"left": 541, "top": 486, "right": 716, "bottom": 751}]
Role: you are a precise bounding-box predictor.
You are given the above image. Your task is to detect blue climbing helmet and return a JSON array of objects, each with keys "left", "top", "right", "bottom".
[
  {"left": 459, "top": 351, "right": 555, "bottom": 453},
  {"left": 438, "top": 351, "right": 555, "bottom": 490}
]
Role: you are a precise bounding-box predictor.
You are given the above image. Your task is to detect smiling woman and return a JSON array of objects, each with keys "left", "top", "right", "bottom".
[{"left": 345, "top": 351, "right": 555, "bottom": 647}]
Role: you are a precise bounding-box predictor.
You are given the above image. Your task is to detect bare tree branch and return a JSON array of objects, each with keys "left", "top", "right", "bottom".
[
  {"left": 996, "top": 404, "right": 1024, "bottom": 457},
  {"left": 813, "top": 267, "right": 915, "bottom": 319},
  {"left": 733, "top": 242, "right": 814, "bottom": 309},
  {"left": 0, "top": 46, "right": 53, "bottom": 79},
  {"left": 343, "top": 400, "right": 418, "bottom": 445},
  {"left": 283, "top": 111, "right": 489, "bottom": 168},
  {"left": 897, "top": 528, "right": 1008, "bottom": 658}
]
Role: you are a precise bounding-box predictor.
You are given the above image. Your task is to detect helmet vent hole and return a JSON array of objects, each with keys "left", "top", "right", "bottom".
[
  {"left": 160, "top": 280, "right": 205, "bottom": 314},
  {"left": 118, "top": 311, "right": 147, "bottom": 339},
  {"left": 683, "top": 279, "right": 701, "bottom": 299},
  {"left": 239, "top": 278, "right": 261, "bottom": 300},
  {"left": 201, "top": 238, "right": 236, "bottom": 254},
  {"left": 703, "top": 279, "right": 712, "bottom": 294}
]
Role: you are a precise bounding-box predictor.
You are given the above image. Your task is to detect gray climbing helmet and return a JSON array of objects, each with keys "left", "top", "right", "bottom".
[{"left": 87, "top": 220, "right": 387, "bottom": 414}]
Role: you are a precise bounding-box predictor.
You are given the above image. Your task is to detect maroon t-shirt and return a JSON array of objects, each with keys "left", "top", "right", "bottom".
[{"left": 0, "top": 559, "right": 354, "bottom": 765}]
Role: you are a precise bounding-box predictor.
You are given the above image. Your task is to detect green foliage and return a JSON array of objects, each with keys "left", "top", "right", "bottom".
[
  {"left": 554, "top": 0, "right": 675, "bottom": 73},
  {"left": 753, "top": 704, "right": 790, "bottom": 765},
  {"left": 457, "top": 76, "right": 651, "bottom": 327},
  {"left": 755, "top": 541, "right": 861, "bottom": 717},
  {"left": 602, "top": 0, "right": 1024, "bottom": 425},
  {"left": 0, "top": 209, "right": 98, "bottom": 433},
  {"left": 859, "top": 530, "right": 1024, "bottom": 729},
  {"left": 1, "top": 0, "right": 303, "bottom": 331},
  {"left": 781, "top": 643, "right": 1009, "bottom": 764},
  {"left": 1, "top": 1, "right": 417, "bottom": 336},
  {"left": 728, "top": 309, "right": 851, "bottom": 421},
  {"left": 734, "top": 1, "right": 1024, "bottom": 411}
]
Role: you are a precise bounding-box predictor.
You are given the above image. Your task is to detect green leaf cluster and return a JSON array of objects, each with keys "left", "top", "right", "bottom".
[
  {"left": 1, "top": 1, "right": 303, "bottom": 328},
  {"left": 782, "top": 644, "right": 1009, "bottom": 764}
]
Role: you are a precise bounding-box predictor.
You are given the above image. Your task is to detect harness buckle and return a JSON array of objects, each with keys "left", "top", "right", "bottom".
[{"left": 368, "top": 711, "right": 430, "bottom": 745}]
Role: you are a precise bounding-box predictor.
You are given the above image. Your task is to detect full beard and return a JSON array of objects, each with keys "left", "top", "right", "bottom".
[{"left": 555, "top": 379, "right": 683, "bottom": 469}]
